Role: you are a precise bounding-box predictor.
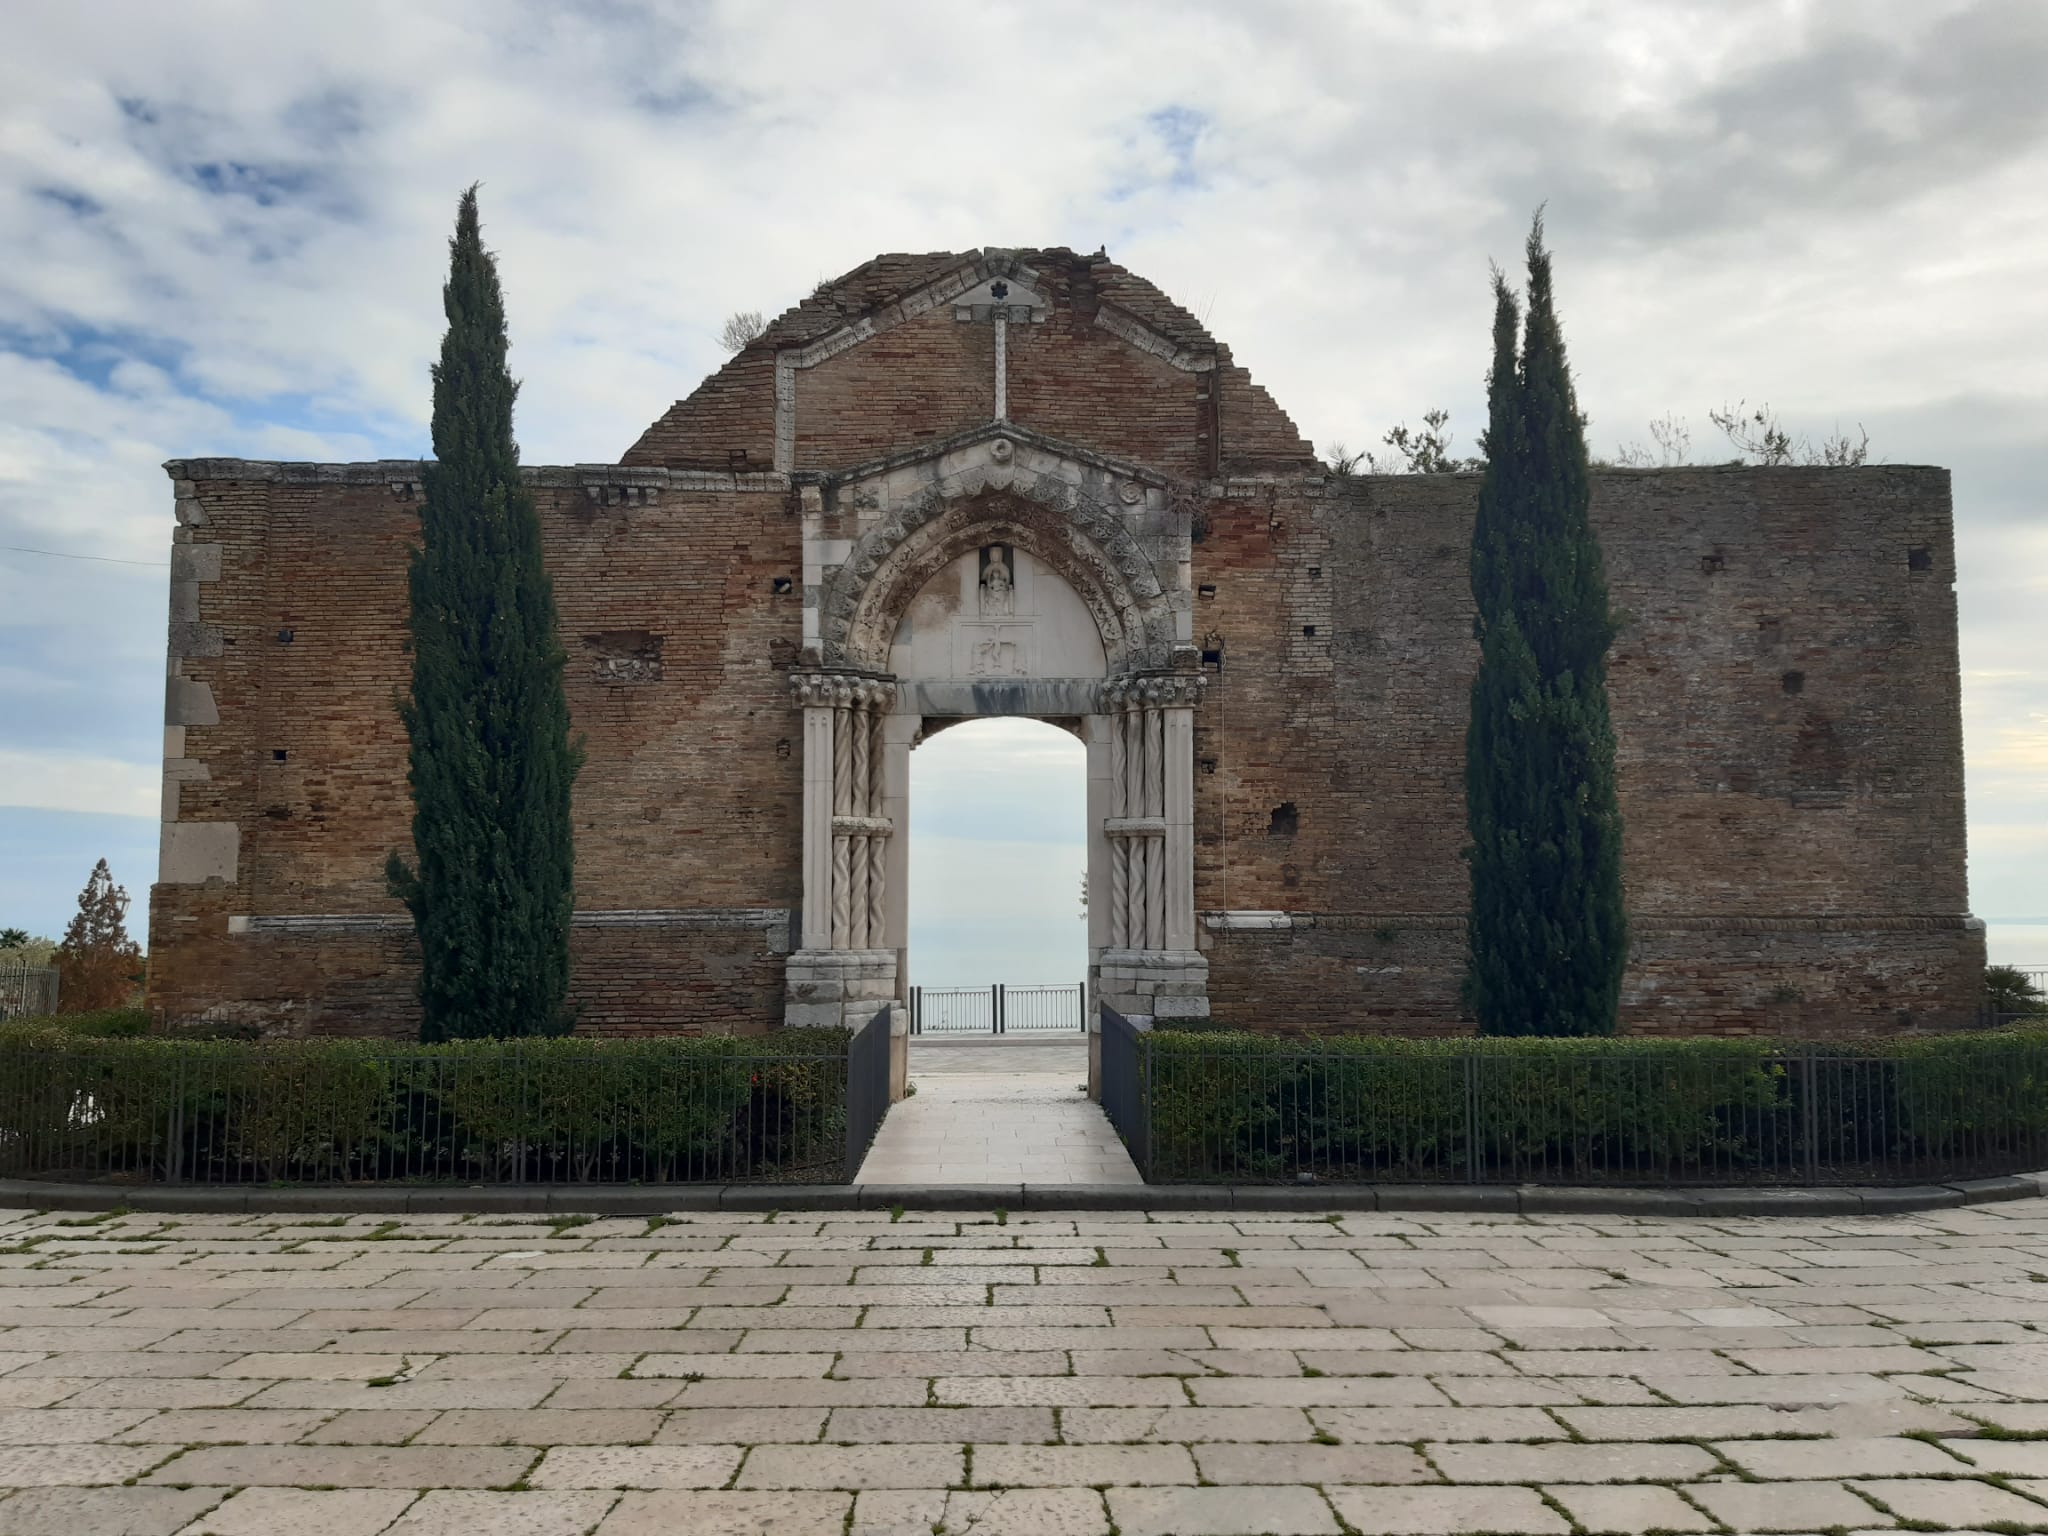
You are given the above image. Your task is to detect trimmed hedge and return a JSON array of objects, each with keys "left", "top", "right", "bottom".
[
  {"left": 0, "top": 1028, "right": 850, "bottom": 1185},
  {"left": 3, "top": 1008, "right": 151, "bottom": 1037},
  {"left": 1141, "top": 1027, "right": 2048, "bottom": 1185}
]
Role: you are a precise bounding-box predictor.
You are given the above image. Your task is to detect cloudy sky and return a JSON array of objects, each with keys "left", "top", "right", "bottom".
[{"left": 0, "top": 0, "right": 2042, "bottom": 974}]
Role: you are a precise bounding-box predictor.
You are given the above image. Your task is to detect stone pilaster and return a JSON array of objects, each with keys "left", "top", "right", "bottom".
[
  {"left": 788, "top": 671, "right": 899, "bottom": 1031},
  {"left": 1096, "top": 673, "right": 1207, "bottom": 1023}
]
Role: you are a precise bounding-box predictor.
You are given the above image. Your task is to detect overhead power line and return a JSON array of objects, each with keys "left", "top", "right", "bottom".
[{"left": 0, "top": 544, "right": 168, "bottom": 569}]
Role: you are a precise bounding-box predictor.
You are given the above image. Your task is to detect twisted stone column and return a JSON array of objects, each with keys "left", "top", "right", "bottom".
[{"left": 791, "top": 672, "right": 896, "bottom": 955}]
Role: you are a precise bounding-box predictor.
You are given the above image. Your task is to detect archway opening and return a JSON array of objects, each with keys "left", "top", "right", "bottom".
[{"left": 908, "top": 716, "right": 1087, "bottom": 1033}]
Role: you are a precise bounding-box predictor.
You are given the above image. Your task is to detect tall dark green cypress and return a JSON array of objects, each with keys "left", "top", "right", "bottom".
[
  {"left": 1464, "top": 213, "right": 1628, "bottom": 1036},
  {"left": 387, "top": 186, "right": 581, "bottom": 1042}
]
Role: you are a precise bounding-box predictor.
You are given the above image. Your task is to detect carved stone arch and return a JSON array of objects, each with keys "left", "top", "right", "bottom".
[{"left": 821, "top": 480, "right": 1176, "bottom": 673}]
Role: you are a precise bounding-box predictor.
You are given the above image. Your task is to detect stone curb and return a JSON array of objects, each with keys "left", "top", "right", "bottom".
[{"left": 2, "top": 1173, "right": 2041, "bottom": 1217}]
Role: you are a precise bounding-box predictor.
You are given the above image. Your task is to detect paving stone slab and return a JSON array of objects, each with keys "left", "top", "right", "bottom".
[
  {"left": 1717, "top": 1435, "right": 1976, "bottom": 1479},
  {"left": 1546, "top": 1484, "right": 1717, "bottom": 1535},
  {"left": 527, "top": 1445, "right": 740, "bottom": 1489},
  {"left": 379, "top": 1489, "right": 620, "bottom": 1536},
  {"left": 1105, "top": 1484, "right": 1340, "bottom": 1536},
  {"left": 146, "top": 1444, "right": 534, "bottom": 1488},
  {"left": 850, "top": 1487, "right": 1108, "bottom": 1536},
  {"left": 1430, "top": 1440, "right": 1719, "bottom": 1483},
  {"left": 735, "top": 1444, "right": 963, "bottom": 1489},
  {"left": 1942, "top": 1439, "right": 2048, "bottom": 1477},
  {"left": 0, "top": 1486, "right": 226, "bottom": 1536},
  {"left": 1326, "top": 1485, "right": 1571, "bottom": 1534},
  {"left": 970, "top": 1444, "right": 1198, "bottom": 1487},
  {"left": 415, "top": 1409, "right": 664, "bottom": 1446},
  {"left": 823, "top": 1407, "right": 1054, "bottom": 1443},
  {"left": 1682, "top": 1479, "right": 1887, "bottom": 1532},
  {"left": 172, "top": 1487, "right": 418, "bottom": 1536},
  {"left": 1193, "top": 1442, "right": 1435, "bottom": 1485},
  {"left": 1854, "top": 1477, "right": 2048, "bottom": 1528},
  {"left": 0, "top": 1443, "right": 166, "bottom": 1485},
  {"left": 590, "top": 1489, "right": 850, "bottom": 1535}
]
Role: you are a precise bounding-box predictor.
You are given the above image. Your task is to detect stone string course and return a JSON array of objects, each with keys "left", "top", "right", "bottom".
[{"left": 7, "top": 1196, "right": 2048, "bottom": 1534}]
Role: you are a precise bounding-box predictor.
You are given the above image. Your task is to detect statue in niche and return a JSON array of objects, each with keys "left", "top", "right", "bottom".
[{"left": 979, "top": 544, "right": 1015, "bottom": 617}]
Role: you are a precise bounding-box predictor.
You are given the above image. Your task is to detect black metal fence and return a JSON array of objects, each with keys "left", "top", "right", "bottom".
[
  {"left": 845, "top": 1006, "right": 892, "bottom": 1177},
  {"left": 0, "top": 1030, "right": 887, "bottom": 1186},
  {"left": 909, "top": 983, "right": 1085, "bottom": 1035},
  {"left": 1099, "top": 1004, "right": 1149, "bottom": 1171},
  {"left": 1986, "top": 967, "right": 2048, "bottom": 1027},
  {"left": 1100, "top": 1008, "right": 2048, "bottom": 1187}
]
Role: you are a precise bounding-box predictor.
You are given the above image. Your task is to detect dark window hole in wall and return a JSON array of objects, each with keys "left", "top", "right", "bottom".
[
  {"left": 1268, "top": 802, "right": 1298, "bottom": 837},
  {"left": 271, "top": 749, "right": 288, "bottom": 762},
  {"left": 1908, "top": 546, "right": 1932, "bottom": 571},
  {"left": 1701, "top": 553, "right": 1725, "bottom": 575},
  {"left": 1200, "top": 648, "right": 1223, "bottom": 671},
  {"left": 1782, "top": 671, "right": 1805, "bottom": 695},
  {"left": 1302, "top": 625, "right": 1317, "bottom": 637},
  {"left": 771, "top": 576, "right": 793, "bottom": 594},
  {"left": 1198, "top": 583, "right": 1216, "bottom": 599}
]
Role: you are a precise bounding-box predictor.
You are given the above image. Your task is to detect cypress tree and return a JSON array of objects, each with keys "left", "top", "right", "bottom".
[
  {"left": 387, "top": 186, "right": 581, "bottom": 1042},
  {"left": 1464, "top": 213, "right": 1628, "bottom": 1036}
]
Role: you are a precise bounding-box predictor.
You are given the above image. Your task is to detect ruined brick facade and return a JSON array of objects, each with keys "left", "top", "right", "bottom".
[{"left": 149, "top": 247, "right": 1983, "bottom": 1038}]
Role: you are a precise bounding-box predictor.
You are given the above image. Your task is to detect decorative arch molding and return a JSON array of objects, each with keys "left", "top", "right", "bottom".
[{"left": 817, "top": 436, "right": 1183, "bottom": 674}]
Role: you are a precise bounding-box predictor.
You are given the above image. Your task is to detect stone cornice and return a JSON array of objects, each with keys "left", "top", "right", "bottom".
[
  {"left": 1200, "top": 912, "right": 1984, "bottom": 934},
  {"left": 1092, "top": 302, "right": 1218, "bottom": 373},
  {"left": 800, "top": 419, "right": 1172, "bottom": 494},
  {"left": 235, "top": 909, "right": 790, "bottom": 935},
  {"left": 162, "top": 460, "right": 791, "bottom": 494}
]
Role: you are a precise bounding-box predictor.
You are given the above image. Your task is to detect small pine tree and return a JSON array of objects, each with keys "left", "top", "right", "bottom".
[
  {"left": 54, "top": 859, "right": 143, "bottom": 1012},
  {"left": 387, "top": 186, "right": 582, "bottom": 1042},
  {"left": 1464, "top": 213, "right": 1629, "bottom": 1037}
]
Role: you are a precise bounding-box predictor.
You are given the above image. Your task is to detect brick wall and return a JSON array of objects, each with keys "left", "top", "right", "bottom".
[
  {"left": 1192, "top": 467, "right": 1983, "bottom": 1034},
  {"left": 148, "top": 466, "right": 805, "bottom": 1036}
]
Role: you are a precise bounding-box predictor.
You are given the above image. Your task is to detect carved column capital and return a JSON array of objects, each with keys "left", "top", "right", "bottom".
[
  {"left": 791, "top": 670, "right": 896, "bottom": 711},
  {"left": 1100, "top": 673, "right": 1205, "bottom": 712}
]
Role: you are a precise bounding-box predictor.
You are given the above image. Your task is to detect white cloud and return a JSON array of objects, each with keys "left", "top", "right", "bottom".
[{"left": 0, "top": 748, "right": 156, "bottom": 818}]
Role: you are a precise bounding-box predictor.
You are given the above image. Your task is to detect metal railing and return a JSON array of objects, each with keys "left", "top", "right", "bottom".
[
  {"left": 909, "top": 983, "right": 1084, "bottom": 1034},
  {"left": 0, "top": 966, "right": 57, "bottom": 1021},
  {"left": 1985, "top": 967, "right": 2048, "bottom": 1027},
  {"left": 0, "top": 1032, "right": 888, "bottom": 1186},
  {"left": 845, "top": 1006, "right": 892, "bottom": 1176},
  {"left": 1100, "top": 1007, "right": 2048, "bottom": 1187},
  {"left": 1099, "top": 1004, "right": 1149, "bottom": 1171}
]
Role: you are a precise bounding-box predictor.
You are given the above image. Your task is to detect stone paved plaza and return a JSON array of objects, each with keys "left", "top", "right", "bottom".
[{"left": 5, "top": 1200, "right": 2048, "bottom": 1534}]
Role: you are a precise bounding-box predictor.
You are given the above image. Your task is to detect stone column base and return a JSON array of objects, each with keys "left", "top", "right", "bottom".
[
  {"left": 784, "top": 948, "right": 899, "bottom": 1031},
  {"left": 1096, "top": 947, "right": 1209, "bottom": 1025}
]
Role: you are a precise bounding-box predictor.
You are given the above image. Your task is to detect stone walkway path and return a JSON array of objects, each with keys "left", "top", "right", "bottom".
[
  {"left": 5, "top": 1200, "right": 2048, "bottom": 1534},
  {"left": 859, "top": 1040, "right": 1141, "bottom": 1185}
]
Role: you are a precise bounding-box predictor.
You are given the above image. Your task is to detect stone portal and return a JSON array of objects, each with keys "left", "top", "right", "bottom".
[{"left": 783, "top": 425, "right": 1210, "bottom": 1096}]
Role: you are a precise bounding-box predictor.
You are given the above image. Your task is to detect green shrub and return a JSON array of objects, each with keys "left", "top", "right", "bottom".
[
  {"left": 0, "top": 1008, "right": 150, "bottom": 1037},
  {"left": 0, "top": 1028, "right": 853, "bottom": 1185},
  {"left": 1141, "top": 1026, "right": 2048, "bottom": 1184}
]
